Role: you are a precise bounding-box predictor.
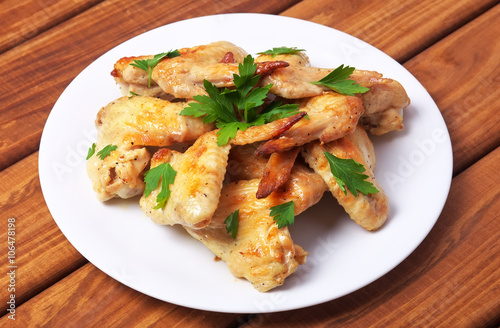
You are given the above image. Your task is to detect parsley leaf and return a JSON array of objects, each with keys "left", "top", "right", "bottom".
[
  {"left": 128, "top": 91, "right": 140, "bottom": 98},
  {"left": 224, "top": 210, "right": 239, "bottom": 239},
  {"left": 96, "top": 144, "right": 117, "bottom": 160},
  {"left": 311, "top": 64, "right": 369, "bottom": 96},
  {"left": 270, "top": 201, "right": 295, "bottom": 229},
  {"left": 86, "top": 143, "right": 96, "bottom": 160},
  {"left": 143, "top": 163, "right": 177, "bottom": 210},
  {"left": 180, "top": 55, "right": 301, "bottom": 146},
  {"left": 130, "top": 50, "right": 180, "bottom": 87},
  {"left": 258, "top": 47, "right": 306, "bottom": 58},
  {"left": 324, "top": 151, "right": 379, "bottom": 197}
]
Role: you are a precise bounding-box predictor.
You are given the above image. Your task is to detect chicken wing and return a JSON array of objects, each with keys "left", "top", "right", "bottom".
[
  {"left": 140, "top": 130, "right": 230, "bottom": 228},
  {"left": 259, "top": 64, "right": 410, "bottom": 134},
  {"left": 87, "top": 146, "right": 150, "bottom": 201},
  {"left": 95, "top": 95, "right": 214, "bottom": 148},
  {"left": 87, "top": 95, "right": 214, "bottom": 201},
  {"left": 256, "top": 92, "right": 364, "bottom": 155},
  {"left": 184, "top": 164, "right": 326, "bottom": 292},
  {"left": 111, "top": 41, "right": 248, "bottom": 98},
  {"left": 301, "top": 126, "right": 389, "bottom": 230}
]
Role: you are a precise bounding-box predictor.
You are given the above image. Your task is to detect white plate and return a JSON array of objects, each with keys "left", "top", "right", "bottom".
[{"left": 39, "top": 13, "right": 453, "bottom": 313}]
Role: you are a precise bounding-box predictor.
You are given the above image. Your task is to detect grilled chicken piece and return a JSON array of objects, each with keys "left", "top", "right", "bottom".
[
  {"left": 301, "top": 126, "right": 389, "bottom": 230},
  {"left": 112, "top": 41, "right": 248, "bottom": 98},
  {"left": 256, "top": 92, "right": 364, "bottom": 155},
  {"left": 95, "top": 95, "right": 214, "bottom": 148},
  {"left": 87, "top": 95, "right": 213, "bottom": 201},
  {"left": 184, "top": 164, "right": 326, "bottom": 292},
  {"left": 87, "top": 146, "right": 150, "bottom": 201},
  {"left": 111, "top": 54, "right": 167, "bottom": 98},
  {"left": 140, "top": 130, "right": 230, "bottom": 228},
  {"left": 259, "top": 65, "right": 410, "bottom": 134},
  {"left": 151, "top": 41, "right": 249, "bottom": 98}
]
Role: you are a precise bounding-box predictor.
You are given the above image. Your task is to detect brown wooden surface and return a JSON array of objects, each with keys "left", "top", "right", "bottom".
[{"left": 1, "top": 0, "right": 499, "bottom": 327}]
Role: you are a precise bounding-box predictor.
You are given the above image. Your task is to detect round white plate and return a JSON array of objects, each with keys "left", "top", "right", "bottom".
[{"left": 39, "top": 13, "right": 453, "bottom": 313}]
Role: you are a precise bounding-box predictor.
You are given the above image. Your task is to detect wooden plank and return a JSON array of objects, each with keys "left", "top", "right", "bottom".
[
  {"left": 0, "top": 263, "right": 244, "bottom": 326},
  {"left": 0, "top": 0, "right": 102, "bottom": 54},
  {"left": 0, "top": 0, "right": 298, "bottom": 172},
  {"left": 0, "top": 153, "right": 87, "bottom": 314},
  {"left": 238, "top": 147, "right": 500, "bottom": 327},
  {"left": 282, "top": 0, "right": 497, "bottom": 63},
  {"left": 404, "top": 5, "right": 500, "bottom": 174}
]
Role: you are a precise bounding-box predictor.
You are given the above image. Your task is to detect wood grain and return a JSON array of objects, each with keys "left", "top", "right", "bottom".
[
  {"left": 0, "top": 264, "right": 243, "bottom": 327},
  {"left": 404, "top": 5, "right": 500, "bottom": 175},
  {"left": 282, "top": 0, "right": 497, "bottom": 63},
  {"left": 0, "top": 0, "right": 102, "bottom": 54},
  {"left": 0, "top": 0, "right": 298, "bottom": 172},
  {"left": 0, "top": 153, "right": 87, "bottom": 313},
  {"left": 1, "top": 0, "right": 499, "bottom": 326},
  {"left": 239, "top": 147, "right": 500, "bottom": 327}
]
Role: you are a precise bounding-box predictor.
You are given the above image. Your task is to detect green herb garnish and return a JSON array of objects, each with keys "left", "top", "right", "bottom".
[
  {"left": 180, "top": 55, "right": 301, "bottom": 146},
  {"left": 224, "top": 210, "right": 239, "bottom": 239},
  {"left": 258, "top": 47, "right": 306, "bottom": 57},
  {"left": 324, "top": 151, "right": 379, "bottom": 197},
  {"left": 270, "top": 201, "right": 295, "bottom": 229},
  {"left": 130, "top": 50, "right": 180, "bottom": 87},
  {"left": 96, "top": 144, "right": 117, "bottom": 160},
  {"left": 143, "top": 163, "right": 177, "bottom": 209},
  {"left": 311, "top": 64, "right": 369, "bottom": 96},
  {"left": 86, "top": 143, "right": 96, "bottom": 160}
]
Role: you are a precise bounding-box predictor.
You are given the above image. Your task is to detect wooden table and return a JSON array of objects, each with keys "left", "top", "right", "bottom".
[{"left": 1, "top": 0, "right": 499, "bottom": 326}]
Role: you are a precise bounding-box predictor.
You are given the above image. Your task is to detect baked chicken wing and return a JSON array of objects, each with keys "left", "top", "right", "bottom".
[
  {"left": 184, "top": 164, "right": 326, "bottom": 292},
  {"left": 301, "top": 126, "right": 389, "bottom": 230},
  {"left": 256, "top": 92, "right": 364, "bottom": 155},
  {"left": 87, "top": 95, "right": 213, "bottom": 201},
  {"left": 140, "top": 130, "right": 230, "bottom": 228}
]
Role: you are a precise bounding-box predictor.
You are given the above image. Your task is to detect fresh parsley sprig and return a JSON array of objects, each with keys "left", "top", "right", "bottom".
[
  {"left": 143, "top": 163, "right": 177, "bottom": 210},
  {"left": 130, "top": 50, "right": 180, "bottom": 87},
  {"left": 258, "top": 47, "right": 306, "bottom": 57},
  {"left": 224, "top": 210, "right": 239, "bottom": 239},
  {"left": 97, "top": 144, "right": 118, "bottom": 160},
  {"left": 324, "top": 151, "right": 379, "bottom": 197},
  {"left": 180, "top": 55, "right": 301, "bottom": 146},
  {"left": 270, "top": 201, "right": 295, "bottom": 229},
  {"left": 86, "top": 143, "right": 96, "bottom": 160},
  {"left": 311, "top": 64, "right": 369, "bottom": 96}
]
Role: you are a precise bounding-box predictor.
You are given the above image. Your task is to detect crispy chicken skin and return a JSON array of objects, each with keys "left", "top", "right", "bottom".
[
  {"left": 87, "top": 95, "right": 215, "bottom": 202},
  {"left": 259, "top": 65, "right": 410, "bottom": 134},
  {"left": 112, "top": 41, "right": 248, "bottom": 99},
  {"left": 140, "top": 130, "right": 230, "bottom": 228},
  {"left": 95, "top": 96, "right": 214, "bottom": 148},
  {"left": 184, "top": 164, "right": 326, "bottom": 292},
  {"left": 230, "top": 112, "right": 307, "bottom": 146},
  {"left": 152, "top": 41, "right": 248, "bottom": 99},
  {"left": 256, "top": 92, "right": 364, "bottom": 155},
  {"left": 301, "top": 126, "right": 389, "bottom": 230},
  {"left": 257, "top": 148, "right": 300, "bottom": 199}
]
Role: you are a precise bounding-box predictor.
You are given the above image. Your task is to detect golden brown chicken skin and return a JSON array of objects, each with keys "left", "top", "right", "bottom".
[
  {"left": 184, "top": 164, "right": 326, "bottom": 292},
  {"left": 256, "top": 92, "right": 364, "bottom": 155},
  {"left": 301, "top": 126, "right": 389, "bottom": 230},
  {"left": 140, "top": 130, "right": 230, "bottom": 228}
]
